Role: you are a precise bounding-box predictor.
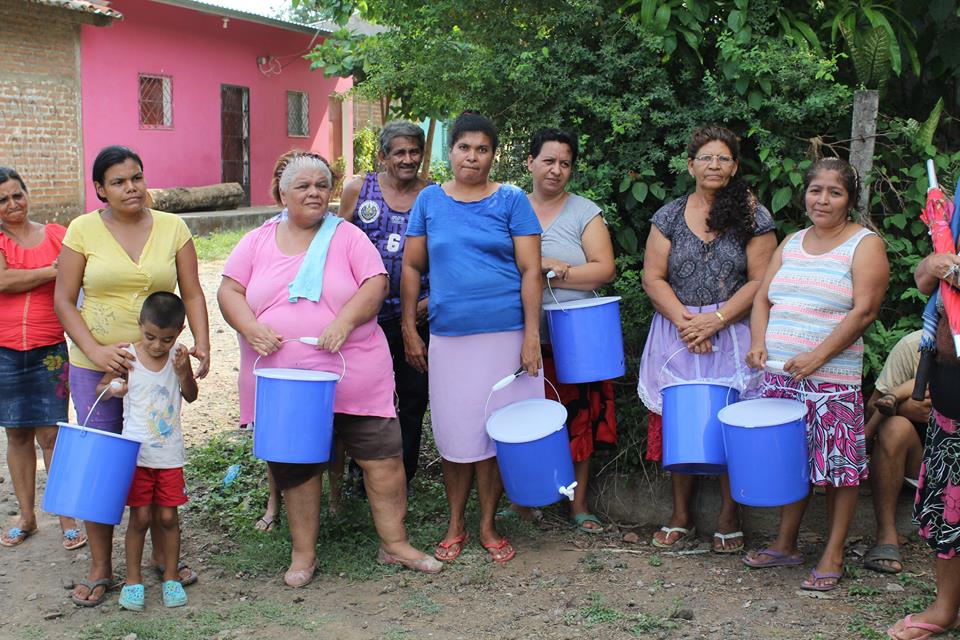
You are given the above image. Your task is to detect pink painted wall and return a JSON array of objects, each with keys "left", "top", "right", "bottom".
[{"left": 79, "top": 0, "right": 352, "bottom": 211}]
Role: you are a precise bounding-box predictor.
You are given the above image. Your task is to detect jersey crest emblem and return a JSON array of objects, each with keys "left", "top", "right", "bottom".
[{"left": 357, "top": 200, "right": 381, "bottom": 224}]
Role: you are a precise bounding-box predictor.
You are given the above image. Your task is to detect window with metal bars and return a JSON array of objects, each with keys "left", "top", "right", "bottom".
[
  {"left": 287, "top": 91, "right": 309, "bottom": 137},
  {"left": 139, "top": 74, "right": 172, "bottom": 128}
]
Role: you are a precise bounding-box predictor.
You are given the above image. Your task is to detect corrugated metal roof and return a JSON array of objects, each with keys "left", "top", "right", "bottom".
[
  {"left": 150, "top": 0, "right": 332, "bottom": 35},
  {"left": 26, "top": 0, "right": 122, "bottom": 20}
]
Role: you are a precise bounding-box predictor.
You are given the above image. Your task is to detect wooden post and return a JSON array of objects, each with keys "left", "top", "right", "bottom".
[
  {"left": 849, "top": 89, "right": 879, "bottom": 223},
  {"left": 421, "top": 118, "right": 436, "bottom": 180}
]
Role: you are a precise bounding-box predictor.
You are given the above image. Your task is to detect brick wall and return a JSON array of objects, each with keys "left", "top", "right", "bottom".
[{"left": 0, "top": 0, "right": 90, "bottom": 223}]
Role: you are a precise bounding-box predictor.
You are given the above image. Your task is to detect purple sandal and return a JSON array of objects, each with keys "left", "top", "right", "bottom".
[
  {"left": 742, "top": 547, "right": 804, "bottom": 568},
  {"left": 801, "top": 568, "right": 842, "bottom": 592}
]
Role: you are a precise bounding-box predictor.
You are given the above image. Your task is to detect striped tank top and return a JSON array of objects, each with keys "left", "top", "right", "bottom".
[{"left": 765, "top": 227, "right": 876, "bottom": 385}]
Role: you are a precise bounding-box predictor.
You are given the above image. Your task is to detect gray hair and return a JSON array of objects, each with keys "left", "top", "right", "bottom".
[
  {"left": 379, "top": 120, "right": 425, "bottom": 155},
  {"left": 278, "top": 154, "right": 333, "bottom": 194}
]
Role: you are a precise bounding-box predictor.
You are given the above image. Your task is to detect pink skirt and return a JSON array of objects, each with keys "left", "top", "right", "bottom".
[{"left": 428, "top": 331, "right": 544, "bottom": 463}]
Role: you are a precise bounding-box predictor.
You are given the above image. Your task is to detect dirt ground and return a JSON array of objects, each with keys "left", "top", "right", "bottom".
[{"left": 0, "top": 260, "right": 951, "bottom": 640}]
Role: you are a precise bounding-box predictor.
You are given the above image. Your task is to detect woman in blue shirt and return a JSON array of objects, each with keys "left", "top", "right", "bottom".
[{"left": 401, "top": 112, "right": 543, "bottom": 564}]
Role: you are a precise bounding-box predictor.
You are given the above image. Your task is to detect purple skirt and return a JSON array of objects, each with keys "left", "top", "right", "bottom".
[
  {"left": 637, "top": 303, "right": 761, "bottom": 414},
  {"left": 69, "top": 365, "right": 123, "bottom": 434}
]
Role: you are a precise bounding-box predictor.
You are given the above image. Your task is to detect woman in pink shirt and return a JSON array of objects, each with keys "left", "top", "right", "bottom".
[
  {"left": 0, "top": 167, "right": 86, "bottom": 551},
  {"left": 218, "top": 153, "right": 439, "bottom": 586}
]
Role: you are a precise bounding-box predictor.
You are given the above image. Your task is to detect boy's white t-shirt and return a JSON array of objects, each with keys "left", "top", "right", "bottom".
[{"left": 121, "top": 344, "right": 185, "bottom": 469}]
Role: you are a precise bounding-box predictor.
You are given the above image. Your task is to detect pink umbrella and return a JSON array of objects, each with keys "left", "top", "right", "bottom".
[{"left": 920, "top": 160, "right": 960, "bottom": 355}]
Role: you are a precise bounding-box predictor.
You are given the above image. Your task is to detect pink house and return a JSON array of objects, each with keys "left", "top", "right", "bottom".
[{"left": 80, "top": 0, "right": 353, "bottom": 211}]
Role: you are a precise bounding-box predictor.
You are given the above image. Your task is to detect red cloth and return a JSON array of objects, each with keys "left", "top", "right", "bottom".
[
  {"left": 126, "top": 466, "right": 188, "bottom": 507},
  {"left": 0, "top": 225, "right": 66, "bottom": 350},
  {"left": 542, "top": 345, "right": 617, "bottom": 463},
  {"left": 646, "top": 412, "right": 663, "bottom": 461}
]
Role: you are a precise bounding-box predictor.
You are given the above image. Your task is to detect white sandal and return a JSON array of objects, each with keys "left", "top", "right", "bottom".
[
  {"left": 651, "top": 526, "right": 695, "bottom": 548},
  {"left": 712, "top": 531, "right": 745, "bottom": 554}
]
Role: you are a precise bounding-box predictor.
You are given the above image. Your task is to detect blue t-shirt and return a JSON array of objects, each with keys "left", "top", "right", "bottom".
[{"left": 406, "top": 184, "right": 542, "bottom": 336}]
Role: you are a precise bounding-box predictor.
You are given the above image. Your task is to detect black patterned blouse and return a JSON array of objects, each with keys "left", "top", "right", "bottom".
[{"left": 651, "top": 195, "right": 775, "bottom": 307}]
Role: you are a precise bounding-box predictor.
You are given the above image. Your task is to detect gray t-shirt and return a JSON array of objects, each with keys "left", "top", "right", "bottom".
[{"left": 539, "top": 193, "right": 604, "bottom": 339}]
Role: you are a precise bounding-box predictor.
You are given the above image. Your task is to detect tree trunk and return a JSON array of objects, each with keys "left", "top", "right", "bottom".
[
  {"left": 849, "top": 89, "right": 879, "bottom": 223},
  {"left": 420, "top": 118, "right": 436, "bottom": 180},
  {"left": 147, "top": 183, "right": 245, "bottom": 213}
]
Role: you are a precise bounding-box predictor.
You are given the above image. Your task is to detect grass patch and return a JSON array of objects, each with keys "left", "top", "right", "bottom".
[
  {"left": 184, "top": 433, "right": 504, "bottom": 581},
  {"left": 848, "top": 585, "right": 881, "bottom": 597},
  {"left": 78, "top": 601, "right": 327, "bottom": 640},
  {"left": 648, "top": 553, "right": 662, "bottom": 567},
  {"left": 401, "top": 590, "right": 443, "bottom": 615},
  {"left": 193, "top": 227, "right": 252, "bottom": 261},
  {"left": 578, "top": 592, "right": 622, "bottom": 627},
  {"left": 846, "top": 617, "right": 885, "bottom": 639},
  {"left": 630, "top": 611, "right": 679, "bottom": 634}
]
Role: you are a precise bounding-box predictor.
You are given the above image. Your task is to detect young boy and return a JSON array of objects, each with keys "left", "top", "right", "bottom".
[{"left": 97, "top": 291, "right": 198, "bottom": 611}]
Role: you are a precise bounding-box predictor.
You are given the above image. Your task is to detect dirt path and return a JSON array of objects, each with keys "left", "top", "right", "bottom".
[{"left": 0, "top": 261, "right": 945, "bottom": 640}]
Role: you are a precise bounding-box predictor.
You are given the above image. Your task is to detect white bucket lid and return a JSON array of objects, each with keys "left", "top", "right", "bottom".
[
  {"left": 254, "top": 367, "right": 339, "bottom": 382},
  {"left": 717, "top": 398, "right": 806, "bottom": 428},
  {"left": 57, "top": 422, "right": 144, "bottom": 444},
  {"left": 542, "top": 295, "right": 622, "bottom": 312},
  {"left": 486, "top": 399, "right": 568, "bottom": 443}
]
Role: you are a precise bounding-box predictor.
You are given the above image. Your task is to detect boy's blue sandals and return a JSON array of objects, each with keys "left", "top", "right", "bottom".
[
  {"left": 162, "top": 580, "right": 188, "bottom": 607},
  {"left": 118, "top": 584, "right": 145, "bottom": 611}
]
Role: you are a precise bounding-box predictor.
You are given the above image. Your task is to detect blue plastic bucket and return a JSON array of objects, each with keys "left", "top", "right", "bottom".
[
  {"left": 43, "top": 422, "right": 141, "bottom": 525},
  {"left": 661, "top": 382, "right": 738, "bottom": 475},
  {"left": 486, "top": 399, "right": 577, "bottom": 507},
  {"left": 718, "top": 398, "right": 810, "bottom": 507},
  {"left": 544, "top": 296, "right": 625, "bottom": 384},
  {"left": 253, "top": 368, "right": 338, "bottom": 463}
]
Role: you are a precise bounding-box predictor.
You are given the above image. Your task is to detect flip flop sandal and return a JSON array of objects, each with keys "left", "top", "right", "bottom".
[
  {"left": 118, "top": 584, "right": 145, "bottom": 611},
  {"left": 651, "top": 526, "right": 695, "bottom": 548},
  {"left": 875, "top": 393, "right": 899, "bottom": 417},
  {"left": 712, "top": 531, "right": 745, "bottom": 554},
  {"left": 572, "top": 513, "right": 605, "bottom": 534},
  {"left": 886, "top": 614, "right": 960, "bottom": 639},
  {"left": 742, "top": 547, "right": 804, "bottom": 568},
  {"left": 864, "top": 543, "right": 903, "bottom": 574},
  {"left": 254, "top": 516, "right": 277, "bottom": 532},
  {"left": 62, "top": 528, "right": 87, "bottom": 551},
  {"left": 0, "top": 526, "right": 38, "bottom": 547},
  {"left": 71, "top": 578, "right": 112, "bottom": 607},
  {"left": 154, "top": 562, "right": 198, "bottom": 587},
  {"left": 434, "top": 534, "right": 469, "bottom": 562},
  {"left": 482, "top": 537, "right": 516, "bottom": 563},
  {"left": 801, "top": 568, "right": 842, "bottom": 592}
]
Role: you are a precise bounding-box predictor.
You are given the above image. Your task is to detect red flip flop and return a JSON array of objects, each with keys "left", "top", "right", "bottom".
[
  {"left": 434, "top": 534, "right": 469, "bottom": 562},
  {"left": 482, "top": 537, "right": 516, "bottom": 563}
]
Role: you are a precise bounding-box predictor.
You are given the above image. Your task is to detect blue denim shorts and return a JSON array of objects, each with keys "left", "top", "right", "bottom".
[{"left": 0, "top": 342, "right": 69, "bottom": 428}]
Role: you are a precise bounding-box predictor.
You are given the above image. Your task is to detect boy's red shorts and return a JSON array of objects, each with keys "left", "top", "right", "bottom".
[{"left": 126, "top": 466, "right": 188, "bottom": 508}]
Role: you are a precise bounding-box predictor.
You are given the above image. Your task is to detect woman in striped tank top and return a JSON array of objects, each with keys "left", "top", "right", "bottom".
[{"left": 743, "top": 158, "right": 889, "bottom": 592}]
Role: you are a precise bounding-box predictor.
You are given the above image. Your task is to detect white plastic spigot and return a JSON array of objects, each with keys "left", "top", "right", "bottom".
[
  {"left": 299, "top": 337, "right": 319, "bottom": 346},
  {"left": 546, "top": 270, "right": 557, "bottom": 279},
  {"left": 558, "top": 481, "right": 578, "bottom": 502}
]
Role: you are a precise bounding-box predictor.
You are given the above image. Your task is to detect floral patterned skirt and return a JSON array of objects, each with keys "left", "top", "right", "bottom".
[
  {"left": 0, "top": 342, "right": 69, "bottom": 427},
  {"left": 762, "top": 373, "right": 866, "bottom": 487},
  {"left": 915, "top": 409, "right": 960, "bottom": 559}
]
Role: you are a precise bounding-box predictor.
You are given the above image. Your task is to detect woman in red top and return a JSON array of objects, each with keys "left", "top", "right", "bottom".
[{"left": 0, "top": 167, "right": 86, "bottom": 551}]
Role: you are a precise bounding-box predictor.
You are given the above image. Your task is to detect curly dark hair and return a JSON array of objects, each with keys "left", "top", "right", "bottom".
[{"left": 687, "top": 126, "right": 757, "bottom": 244}]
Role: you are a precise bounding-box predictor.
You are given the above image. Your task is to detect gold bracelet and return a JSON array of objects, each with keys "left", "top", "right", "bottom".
[{"left": 715, "top": 310, "right": 726, "bottom": 326}]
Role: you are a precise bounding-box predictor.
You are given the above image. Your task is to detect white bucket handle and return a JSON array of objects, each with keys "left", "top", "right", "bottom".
[
  {"left": 544, "top": 270, "right": 599, "bottom": 313},
  {"left": 253, "top": 337, "right": 347, "bottom": 381},
  {"left": 81, "top": 381, "right": 120, "bottom": 430},
  {"left": 486, "top": 370, "right": 578, "bottom": 503}
]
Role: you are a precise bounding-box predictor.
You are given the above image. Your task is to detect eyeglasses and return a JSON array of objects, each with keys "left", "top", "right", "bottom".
[{"left": 692, "top": 154, "right": 734, "bottom": 165}]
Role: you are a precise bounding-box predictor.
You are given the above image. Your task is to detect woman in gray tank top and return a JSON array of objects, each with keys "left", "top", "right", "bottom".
[{"left": 520, "top": 128, "right": 617, "bottom": 533}]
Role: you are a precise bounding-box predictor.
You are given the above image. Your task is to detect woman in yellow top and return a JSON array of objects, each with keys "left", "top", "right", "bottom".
[{"left": 54, "top": 146, "right": 210, "bottom": 608}]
